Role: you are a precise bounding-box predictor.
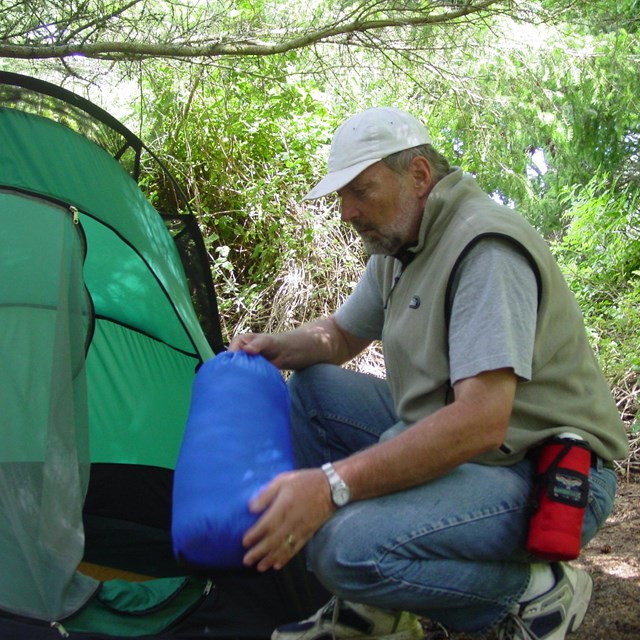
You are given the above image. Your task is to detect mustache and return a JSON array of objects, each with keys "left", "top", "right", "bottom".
[{"left": 351, "top": 220, "right": 377, "bottom": 234}]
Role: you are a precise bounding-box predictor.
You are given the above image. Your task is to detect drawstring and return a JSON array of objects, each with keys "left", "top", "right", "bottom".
[
  {"left": 331, "top": 596, "right": 340, "bottom": 640},
  {"left": 499, "top": 613, "right": 539, "bottom": 640},
  {"left": 313, "top": 596, "right": 341, "bottom": 640}
]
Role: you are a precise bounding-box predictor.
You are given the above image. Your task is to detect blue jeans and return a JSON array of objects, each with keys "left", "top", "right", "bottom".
[{"left": 289, "top": 364, "right": 617, "bottom": 634}]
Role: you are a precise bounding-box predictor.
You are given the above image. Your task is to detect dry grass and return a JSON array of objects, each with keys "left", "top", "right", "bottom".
[{"left": 229, "top": 201, "right": 365, "bottom": 335}]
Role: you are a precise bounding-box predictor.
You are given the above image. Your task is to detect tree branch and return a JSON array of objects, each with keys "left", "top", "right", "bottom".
[
  {"left": 0, "top": 0, "right": 503, "bottom": 61},
  {"left": 60, "top": 0, "right": 144, "bottom": 45}
]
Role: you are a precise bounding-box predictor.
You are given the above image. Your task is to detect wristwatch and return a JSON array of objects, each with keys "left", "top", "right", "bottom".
[{"left": 321, "top": 462, "right": 351, "bottom": 507}]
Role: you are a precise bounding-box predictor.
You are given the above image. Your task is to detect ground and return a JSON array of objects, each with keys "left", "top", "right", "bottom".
[{"left": 421, "top": 480, "right": 640, "bottom": 640}]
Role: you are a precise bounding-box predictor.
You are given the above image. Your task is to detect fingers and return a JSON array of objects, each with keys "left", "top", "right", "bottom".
[
  {"left": 228, "top": 333, "right": 260, "bottom": 353},
  {"left": 246, "top": 470, "right": 294, "bottom": 519},
  {"left": 241, "top": 470, "right": 332, "bottom": 572},
  {"left": 228, "top": 333, "right": 281, "bottom": 365},
  {"left": 242, "top": 507, "right": 302, "bottom": 572},
  {"left": 243, "top": 529, "right": 300, "bottom": 572},
  {"left": 242, "top": 476, "right": 297, "bottom": 571}
]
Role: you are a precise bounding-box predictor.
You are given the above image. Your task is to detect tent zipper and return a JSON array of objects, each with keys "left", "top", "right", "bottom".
[
  {"left": 0, "top": 609, "right": 71, "bottom": 637},
  {"left": 50, "top": 620, "right": 70, "bottom": 637},
  {"left": 164, "top": 578, "right": 215, "bottom": 630}
]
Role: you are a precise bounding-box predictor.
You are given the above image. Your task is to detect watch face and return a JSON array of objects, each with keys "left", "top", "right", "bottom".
[
  {"left": 333, "top": 484, "right": 350, "bottom": 507},
  {"left": 323, "top": 463, "right": 351, "bottom": 507}
]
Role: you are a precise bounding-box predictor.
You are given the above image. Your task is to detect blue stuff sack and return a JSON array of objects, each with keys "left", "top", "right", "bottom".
[{"left": 171, "top": 351, "right": 294, "bottom": 569}]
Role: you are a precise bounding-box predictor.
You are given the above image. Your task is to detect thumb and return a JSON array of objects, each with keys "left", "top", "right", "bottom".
[{"left": 248, "top": 478, "right": 280, "bottom": 514}]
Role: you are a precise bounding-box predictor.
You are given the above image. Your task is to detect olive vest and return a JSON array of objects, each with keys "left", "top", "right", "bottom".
[{"left": 373, "top": 169, "right": 628, "bottom": 464}]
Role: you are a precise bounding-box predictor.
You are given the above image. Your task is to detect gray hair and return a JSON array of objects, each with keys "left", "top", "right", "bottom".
[{"left": 382, "top": 144, "right": 451, "bottom": 184}]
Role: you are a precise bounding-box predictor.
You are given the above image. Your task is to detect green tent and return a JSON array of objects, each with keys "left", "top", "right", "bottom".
[{"left": 0, "top": 72, "right": 324, "bottom": 638}]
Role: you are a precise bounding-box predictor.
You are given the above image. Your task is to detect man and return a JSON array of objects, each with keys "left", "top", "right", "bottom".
[{"left": 229, "top": 107, "right": 628, "bottom": 639}]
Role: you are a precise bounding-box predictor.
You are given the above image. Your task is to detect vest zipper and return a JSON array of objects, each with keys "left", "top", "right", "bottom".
[{"left": 384, "top": 261, "right": 406, "bottom": 310}]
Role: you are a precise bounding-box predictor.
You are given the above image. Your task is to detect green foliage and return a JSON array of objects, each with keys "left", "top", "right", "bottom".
[
  {"left": 136, "top": 56, "right": 339, "bottom": 326},
  {"left": 389, "top": 19, "right": 640, "bottom": 238},
  {"left": 552, "top": 173, "right": 640, "bottom": 379}
]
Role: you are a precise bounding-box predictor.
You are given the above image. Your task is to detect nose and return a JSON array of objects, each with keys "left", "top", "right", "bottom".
[{"left": 339, "top": 193, "right": 358, "bottom": 223}]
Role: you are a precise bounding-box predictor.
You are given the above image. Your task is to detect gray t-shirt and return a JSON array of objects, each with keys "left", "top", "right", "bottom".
[{"left": 335, "top": 237, "right": 538, "bottom": 384}]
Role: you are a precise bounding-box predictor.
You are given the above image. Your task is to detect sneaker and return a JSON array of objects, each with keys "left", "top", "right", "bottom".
[
  {"left": 498, "top": 563, "right": 593, "bottom": 640},
  {"left": 272, "top": 597, "right": 425, "bottom": 640}
]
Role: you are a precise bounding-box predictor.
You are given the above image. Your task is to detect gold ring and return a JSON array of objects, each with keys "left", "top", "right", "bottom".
[{"left": 286, "top": 534, "right": 296, "bottom": 549}]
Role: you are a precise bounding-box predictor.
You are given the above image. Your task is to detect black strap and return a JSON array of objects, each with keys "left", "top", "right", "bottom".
[{"left": 444, "top": 232, "right": 542, "bottom": 330}]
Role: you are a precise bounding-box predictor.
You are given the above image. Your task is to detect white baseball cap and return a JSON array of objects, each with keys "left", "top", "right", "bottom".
[{"left": 303, "top": 107, "right": 432, "bottom": 200}]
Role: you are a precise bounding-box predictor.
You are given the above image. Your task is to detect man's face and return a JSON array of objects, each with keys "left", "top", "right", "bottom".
[{"left": 337, "top": 161, "right": 424, "bottom": 256}]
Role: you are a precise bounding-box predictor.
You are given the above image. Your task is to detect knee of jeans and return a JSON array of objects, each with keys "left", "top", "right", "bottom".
[
  {"left": 288, "top": 364, "right": 337, "bottom": 396},
  {"left": 306, "top": 521, "right": 378, "bottom": 598},
  {"left": 306, "top": 539, "right": 339, "bottom": 593}
]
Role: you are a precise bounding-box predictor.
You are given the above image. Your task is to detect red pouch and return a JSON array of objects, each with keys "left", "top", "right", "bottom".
[{"left": 526, "top": 435, "right": 591, "bottom": 561}]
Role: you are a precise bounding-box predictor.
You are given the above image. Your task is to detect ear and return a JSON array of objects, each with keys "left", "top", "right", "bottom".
[{"left": 409, "top": 156, "right": 433, "bottom": 198}]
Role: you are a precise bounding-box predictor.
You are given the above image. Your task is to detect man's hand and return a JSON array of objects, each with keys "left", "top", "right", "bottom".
[
  {"left": 229, "top": 318, "right": 372, "bottom": 371},
  {"left": 228, "top": 332, "right": 286, "bottom": 367},
  {"left": 242, "top": 468, "right": 335, "bottom": 572}
]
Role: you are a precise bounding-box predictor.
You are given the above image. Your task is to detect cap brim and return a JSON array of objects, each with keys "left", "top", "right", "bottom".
[{"left": 302, "top": 157, "right": 382, "bottom": 201}]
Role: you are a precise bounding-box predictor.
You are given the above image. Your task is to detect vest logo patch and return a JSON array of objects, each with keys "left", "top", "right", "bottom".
[{"left": 409, "top": 296, "right": 421, "bottom": 309}]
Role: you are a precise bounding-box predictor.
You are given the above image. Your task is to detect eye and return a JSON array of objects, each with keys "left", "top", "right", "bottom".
[{"left": 352, "top": 186, "right": 367, "bottom": 198}]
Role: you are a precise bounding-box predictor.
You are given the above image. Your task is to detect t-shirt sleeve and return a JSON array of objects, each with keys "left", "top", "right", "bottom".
[
  {"left": 334, "top": 258, "right": 385, "bottom": 340},
  {"left": 448, "top": 237, "right": 538, "bottom": 385}
]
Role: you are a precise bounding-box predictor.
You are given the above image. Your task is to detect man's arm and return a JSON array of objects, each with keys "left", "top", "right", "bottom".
[
  {"left": 241, "top": 367, "right": 517, "bottom": 572},
  {"left": 228, "top": 315, "right": 372, "bottom": 370},
  {"left": 333, "top": 367, "right": 517, "bottom": 499}
]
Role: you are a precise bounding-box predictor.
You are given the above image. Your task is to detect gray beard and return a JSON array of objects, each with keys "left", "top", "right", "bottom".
[
  {"left": 358, "top": 233, "right": 404, "bottom": 256},
  {"left": 352, "top": 221, "right": 406, "bottom": 256}
]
